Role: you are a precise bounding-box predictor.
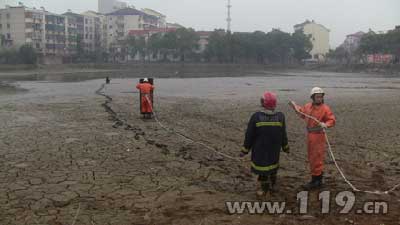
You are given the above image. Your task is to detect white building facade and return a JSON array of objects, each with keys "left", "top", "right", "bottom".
[{"left": 294, "top": 20, "right": 330, "bottom": 61}]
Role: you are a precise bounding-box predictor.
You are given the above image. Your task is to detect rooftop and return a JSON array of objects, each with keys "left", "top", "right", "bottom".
[
  {"left": 294, "top": 20, "right": 330, "bottom": 32},
  {"left": 106, "top": 7, "right": 157, "bottom": 20}
]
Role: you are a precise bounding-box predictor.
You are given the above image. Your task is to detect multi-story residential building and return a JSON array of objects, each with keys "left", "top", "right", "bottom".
[
  {"left": 294, "top": 20, "right": 330, "bottom": 61},
  {"left": 83, "top": 15, "right": 95, "bottom": 52},
  {"left": 0, "top": 5, "right": 68, "bottom": 57},
  {"left": 141, "top": 8, "right": 166, "bottom": 29},
  {"left": 63, "top": 12, "right": 84, "bottom": 54},
  {"left": 64, "top": 13, "right": 78, "bottom": 55},
  {"left": 98, "top": 0, "right": 128, "bottom": 14},
  {"left": 82, "top": 11, "right": 107, "bottom": 53},
  {"left": 341, "top": 31, "right": 365, "bottom": 53},
  {"left": 44, "top": 12, "right": 66, "bottom": 56},
  {"left": 106, "top": 8, "right": 158, "bottom": 51},
  {"left": 1, "top": 3, "right": 170, "bottom": 61},
  {"left": 0, "top": 5, "right": 45, "bottom": 52}
]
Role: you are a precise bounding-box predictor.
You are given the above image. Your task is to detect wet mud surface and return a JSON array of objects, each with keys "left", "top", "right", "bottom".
[{"left": 0, "top": 71, "right": 399, "bottom": 224}]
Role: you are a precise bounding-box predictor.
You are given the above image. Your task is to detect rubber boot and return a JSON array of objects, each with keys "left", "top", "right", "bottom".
[
  {"left": 270, "top": 173, "right": 277, "bottom": 193},
  {"left": 303, "top": 174, "right": 323, "bottom": 190},
  {"left": 256, "top": 181, "right": 268, "bottom": 198}
]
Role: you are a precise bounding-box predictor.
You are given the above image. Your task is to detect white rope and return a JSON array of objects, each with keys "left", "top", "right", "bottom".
[
  {"left": 144, "top": 95, "right": 241, "bottom": 161},
  {"left": 292, "top": 103, "right": 400, "bottom": 195}
]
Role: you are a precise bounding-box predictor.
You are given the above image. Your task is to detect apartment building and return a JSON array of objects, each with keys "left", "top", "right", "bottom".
[
  {"left": 294, "top": 20, "right": 330, "bottom": 61},
  {"left": 1, "top": 3, "right": 167, "bottom": 61},
  {"left": 44, "top": 13, "right": 66, "bottom": 55},
  {"left": 0, "top": 5, "right": 67, "bottom": 56},
  {"left": 141, "top": 8, "right": 166, "bottom": 29},
  {"left": 0, "top": 6, "right": 45, "bottom": 51},
  {"left": 106, "top": 8, "right": 158, "bottom": 51},
  {"left": 82, "top": 11, "right": 107, "bottom": 52}
]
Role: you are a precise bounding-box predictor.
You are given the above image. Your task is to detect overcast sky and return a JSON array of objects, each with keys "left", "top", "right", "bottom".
[{"left": 2, "top": 0, "right": 399, "bottom": 48}]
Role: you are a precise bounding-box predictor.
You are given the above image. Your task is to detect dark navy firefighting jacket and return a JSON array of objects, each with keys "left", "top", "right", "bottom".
[{"left": 242, "top": 111, "right": 289, "bottom": 175}]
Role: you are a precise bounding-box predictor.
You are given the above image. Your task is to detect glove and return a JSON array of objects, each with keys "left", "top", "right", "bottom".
[
  {"left": 282, "top": 145, "right": 290, "bottom": 154},
  {"left": 320, "top": 122, "right": 328, "bottom": 129}
]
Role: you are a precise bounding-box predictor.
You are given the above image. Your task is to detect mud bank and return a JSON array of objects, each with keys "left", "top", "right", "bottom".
[{"left": 0, "top": 73, "right": 399, "bottom": 224}]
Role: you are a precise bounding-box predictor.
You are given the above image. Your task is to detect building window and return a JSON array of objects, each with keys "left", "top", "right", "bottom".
[
  {"left": 7, "top": 24, "right": 10, "bottom": 29},
  {"left": 6, "top": 14, "right": 10, "bottom": 19},
  {"left": 0, "top": 24, "right": 2, "bottom": 29},
  {"left": 6, "top": 33, "right": 11, "bottom": 39},
  {"left": 109, "top": 25, "right": 113, "bottom": 29}
]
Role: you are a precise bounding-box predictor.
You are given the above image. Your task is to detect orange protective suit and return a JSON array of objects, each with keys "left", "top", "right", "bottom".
[
  {"left": 296, "top": 103, "right": 336, "bottom": 176},
  {"left": 136, "top": 83, "right": 155, "bottom": 113}
]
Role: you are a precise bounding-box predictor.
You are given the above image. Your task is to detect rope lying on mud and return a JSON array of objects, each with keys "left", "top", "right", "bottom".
[
  {"left": 144, "top": 95, "right": 241, "bottom": 161},
  {"left": 292, "top": 107, "right": 400, "bottom": 195},
  {"left": 97, "top": 83, "right": 400, "bottom": 194},
  {"left": 96, "top": 83, "right": 242, "bottom": 161}
]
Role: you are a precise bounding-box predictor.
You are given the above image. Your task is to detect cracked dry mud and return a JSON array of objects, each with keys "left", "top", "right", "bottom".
[{"left": 0, "top": 73, "right": 400, "bottom": 225}]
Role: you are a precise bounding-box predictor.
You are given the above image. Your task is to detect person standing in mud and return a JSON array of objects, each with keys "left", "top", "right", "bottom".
[
  {"left": 289, "top": 87, "right": 336, "bottom": 190},
  {"left": 241, "top": 91, "right": 290, "bottom": 198},
  {"left": 136, "top": 78, "right": 155, "bottom": 119}
]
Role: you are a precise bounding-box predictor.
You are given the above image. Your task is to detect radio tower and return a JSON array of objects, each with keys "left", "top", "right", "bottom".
[{"left": 227, "top": 0, "right": 232, "bottom": 32}]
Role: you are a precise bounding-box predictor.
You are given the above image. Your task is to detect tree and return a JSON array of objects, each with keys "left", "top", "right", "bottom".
[
  {"left": 160, "top": 31, "right": 178, "bottom": 61},
  {"left": 175, "top": 28, "right": 199, "bottom": 62},
  {"left": 204, "top": 29, "right": 230, "bottom": 63},
  {"left": 0, "top": 34, "right": 5, "bottom": 48},
  {"left": 147, "top": 33, "right": 163, "bottom": 60},
  {"left": 126, "top": 36, "right": 146, "bottom": 62},
  {"left": 291, "top": 30, "right": 312, "bottom": 62},
  {"left": 18, "top": 44, "right": 37, "bottom": 64},
  {"left": 0, "top": 47, "right": 19, "bottom": 64}
]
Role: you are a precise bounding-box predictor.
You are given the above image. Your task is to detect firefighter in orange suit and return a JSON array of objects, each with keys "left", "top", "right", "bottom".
[
  {"left": 289, "top": 87, "right": 336, "bottom": 190},
  {"left": 136, "top": 78, "right": 155, "bottom": 119}
]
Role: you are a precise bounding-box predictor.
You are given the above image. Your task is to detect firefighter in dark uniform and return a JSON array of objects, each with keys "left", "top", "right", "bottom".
[{"left": 241, "top": 91, "right": 290, "bottom": 197}]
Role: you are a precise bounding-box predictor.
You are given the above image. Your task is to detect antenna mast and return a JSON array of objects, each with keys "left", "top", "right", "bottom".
[{"left": 227, "top": 0, "right": 232, "bottom": 32}]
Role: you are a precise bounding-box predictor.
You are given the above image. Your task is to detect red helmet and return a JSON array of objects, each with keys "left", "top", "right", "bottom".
[{"left": 263, "top": 91, "right": 277, "bottom": 109}]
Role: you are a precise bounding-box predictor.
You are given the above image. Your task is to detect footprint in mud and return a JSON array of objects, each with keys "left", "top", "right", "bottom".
[
  {"left": 146, "top": 139, "right": 155, "bottom": 145},
  {"left": 145, "top": 139, "right": 170, "bottom": 155},
  {"left": 175, "top": 146, "right": 193, "bottom": 160},
  {"left": 112, "top": 120, "right": 123, "bottom": 128},
  {"left": 155, "top": 143, "right": 170, "bottom": 155}
]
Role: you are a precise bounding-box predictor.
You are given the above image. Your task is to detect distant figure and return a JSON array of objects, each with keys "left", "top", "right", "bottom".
[
  {"left": 136, "top": 78, "right": 155, "bottom": 119},
  {"left": 106, "top": 77, "right": 110, "bottom": 84},
  {"left": 241, "top": 91, "right": 290, "bottom": 198}
]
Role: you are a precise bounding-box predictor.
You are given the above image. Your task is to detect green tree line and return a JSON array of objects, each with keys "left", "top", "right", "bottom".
[
  {"left": 0, "top": 35, "right": 37, "bottom": 64},
  {"left": 119, "top": 28, "right": 312, "bottom": 64},
  {"left": 358, "top": 29, "right": 400, "bottom": 56}
]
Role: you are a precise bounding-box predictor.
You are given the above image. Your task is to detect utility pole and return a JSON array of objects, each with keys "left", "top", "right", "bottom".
[{"left": 227, "top": 0, "right": 232, "bottom": 32}]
